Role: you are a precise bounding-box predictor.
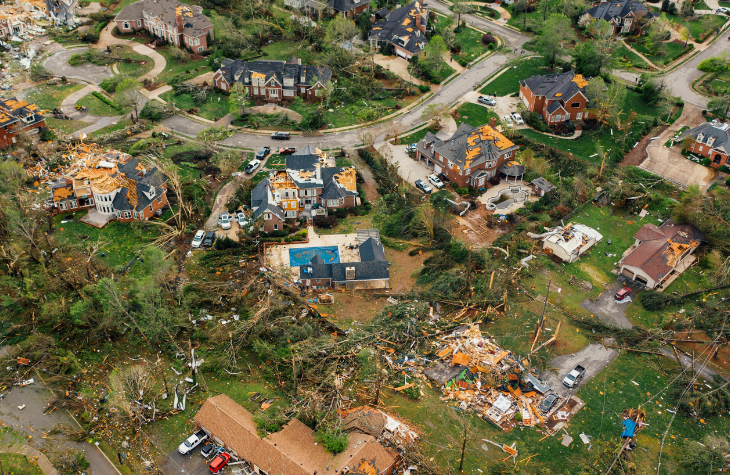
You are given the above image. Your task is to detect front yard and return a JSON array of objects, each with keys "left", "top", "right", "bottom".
[
  {"left": 481, "top": 57, "right": 547, "bottom": 96},
  {"left": 628, "top": 40, "right": 691, "bottom": 67},
  {"left": 24, "top": 82, "right": 85, "bottom": 110},
  {"left": 159, "top": 89, "right": 230, "bottom": 121}
]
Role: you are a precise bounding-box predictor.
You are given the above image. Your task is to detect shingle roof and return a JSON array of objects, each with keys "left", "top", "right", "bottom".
[
  {"left": 0, "top": 97, "right": 43, "bottom": 128},
  {"left": 679, "top": 121, "right": 730, "bottom": 154},
  {"left": 519, "top": 71, "right": 587, "bottom": 103},
  {"left": 115, "top": 0, "right": 212, "bottom": 36},
  {"left": 531, "top": 177, "right": 555, "bottom": 192},
  {"left": 330, "top": 0, "right": 366, "bottom": 13},
  {"left": 359, "top": 237, "right": 386, "bottom": 262},
  {"left": 369, "top": 1, "right": 429, "bottom": 54},
  {"left": 217, "top": 58, "right": 332, "bottom": 90},
  {"left": 434, "top": 123, "right": 517, "bottom": 171},
  {"left": 582, "top": 0, "right": 656, "bottom": 23}
]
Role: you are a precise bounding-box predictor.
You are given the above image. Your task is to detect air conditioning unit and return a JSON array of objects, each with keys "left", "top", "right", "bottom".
[{"left": 345, "top": 267, "right": 356, "bottom": 280}]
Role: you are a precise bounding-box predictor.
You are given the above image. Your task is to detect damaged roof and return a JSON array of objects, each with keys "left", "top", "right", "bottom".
[{"left": 433, "top": 123, "right": 517, "bottom": 171}]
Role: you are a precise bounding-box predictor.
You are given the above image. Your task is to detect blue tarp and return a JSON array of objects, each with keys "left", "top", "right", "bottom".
[{"left": 621, "top": 419, "right": 637, "bottom": 438}]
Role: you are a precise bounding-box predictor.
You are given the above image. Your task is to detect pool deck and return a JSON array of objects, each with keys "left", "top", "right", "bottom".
[
  {"left": 478, "top": 181, "right": 535, "bottom": 215},
  {"left": 265, "top": 226, "right": 362, "bottom": 279}
]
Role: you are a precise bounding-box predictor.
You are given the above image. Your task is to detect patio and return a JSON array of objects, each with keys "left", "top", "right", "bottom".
[
  {"left": 477, "top": 180, "right": 534, "bottom": 214},
  {"left": 79, "top": 208, "right": 116, "bottom": 228}
]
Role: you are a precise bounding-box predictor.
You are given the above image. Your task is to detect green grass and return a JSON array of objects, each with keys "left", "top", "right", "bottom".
[
  {"left": 476, "top": 5, "right": 501, "bottom": 20},
  {"left": 453, "top": 27, "right": 488, "bottom": 61},
  {"left": 261, "top": 40, "right": 321, "bottom": 64},
  {"left": 89, "top": 118, "right": 134, "bottom": 138},
  {"left": 265, "top": 154, "right": 287, "bottom": 169},
  {"left": 25, "top": 82, "right": 85, "bottom": 110},
  {"left": 506, "top": 0, "right": 562, "bottom": 31},
  {"left": 663, "top": 12, "right": 726, "bottom": 41},
  {"left": 455, "top": 102, "right": 501, "bottom": 128},
  {"left": 398, "top": 126, "right": 437, "bottom": 145},
  {"left": 157, "top": 47, "right": 209, "bottom": 84},
  {"left": 54, "top": 212, "right": 162, "bottom": 270},
  {"left": 251, "top": 170, "right": 268, "bottom": 184},
  {"left": 114, "top": 48, "right": 154, "bottom": 77},
  {"left": 163, "top": 140, "right": 204, "bottom": 160},
  {"left": 0, "top": 454, "right": 45, "bottom": 475},
  {"left": 430, "top": 61, "right": 456, "bottom": 82},
  {"left": 694, "top": 0, "right": 711, "bottom": 10},
  {"left": 160, "top": 90, "right": 230, "bottom": 121},
  {"left": 76, "top": 93, "right": 126, "bottom": 116},
  {"left": 481, "top": 57, "right": 547, "bottom": 96},
  {"left": 615, "top": 44, "right": 653, "bottom": 70},
  {"left": 289, "top": 96, "right": 417, "bottom": 129},
  {"left": 630, "top": 41, "right": 689, "bottom": 67},
  {"left": 46, "top": 117, "right": 88, "bottom": 135}
]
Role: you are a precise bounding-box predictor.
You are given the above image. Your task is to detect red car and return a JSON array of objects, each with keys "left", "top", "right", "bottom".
[
  {"left": 615, "top": 287, "right": 632, "bottom": 300},
  {"left": 279, "top": 147, "right": 296, "bottom": 155},
  {"left": 209, "top": 453, "right": 231, "bottom": 473}
]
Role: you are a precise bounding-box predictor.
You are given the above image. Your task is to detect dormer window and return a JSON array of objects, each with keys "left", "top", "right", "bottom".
[{"left": 697, "top": 133, "right": 705, "bottom": 142}]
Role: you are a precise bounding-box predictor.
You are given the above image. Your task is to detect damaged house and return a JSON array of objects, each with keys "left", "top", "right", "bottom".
[
  {"left": 0, "top": 97, "right": 45, "bottom": 147},
  {"left": 369, "top": 1, "right": 429, "bottom": 60},
  {"left": 618, "top": 219, "right": 704, "bottom": 291},
  {"left": 529, "top": 223, "right": 603, "bottom": 263}
]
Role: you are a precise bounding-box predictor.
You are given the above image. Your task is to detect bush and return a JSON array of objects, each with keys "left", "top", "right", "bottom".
[
  {"left": 39, "top": 128, "right": 56, "bottom": 142},
  {"left": 481, "top": 34, "right": 497, "bottom": 45},
  {"left": 314, "top": 215, "right": 338, "bottom": 228},
  {"left": 100, "top": 74, "right": 132, "bottom": 93},
  {"left": 91, "top": 91, "right": 122, "bottom": 111},
  {"left": 487, "top": 43, "right": 496, "bottom": 50},
  {"left": 334, "top": 208, "right": 347, "bottom": 219},
  {"left": 702, "top": 157, "right": 711, "bottom": 166},
  {"left": 698, "top": 56, "right": 730, "bottom": 73},
  {"left": 418, "top": 84, "right": 431, "bottom": 93},
  {"left": 524, "top": 111, "right": 551, "bottom": 133},
  {"left": 316, "top": 430, "right": 348, "bottom": 454},
  {"left": 719, "top": 165, "right": 730, "bottom": 173},
  {"left": 139, "top": 100, "right": 173, "bottom": 121}
]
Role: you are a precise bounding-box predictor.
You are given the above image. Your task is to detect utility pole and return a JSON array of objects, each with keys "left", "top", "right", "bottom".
[
  {"left": 465, "top": 245, "right": 473, "bottom": 291},
  {"left": 458, "top": 421, "right": 468, "bottom": 471}
]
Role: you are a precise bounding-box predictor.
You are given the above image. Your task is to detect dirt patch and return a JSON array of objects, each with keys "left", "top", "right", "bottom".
[
  {"left": 673, "top": 330, "right": 730, "bottom": 375},
  {"left": 621, "top": 124, "right": 667, "bottom": 167},
  {"left": 579, "top": 262, "right": 609, "bottom": 286},
  {"left": 454, "top": 206, "right": 505, "bottom": 248},
  {"left": 352, "top": 153, "right": 381, "bottom": 203}
]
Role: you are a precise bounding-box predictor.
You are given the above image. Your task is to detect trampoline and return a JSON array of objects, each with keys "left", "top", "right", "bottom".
[{"left": 288, "top": 246, "right": 340, "bottom": 267}]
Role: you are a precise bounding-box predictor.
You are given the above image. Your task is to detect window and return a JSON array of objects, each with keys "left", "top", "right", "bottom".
[
  {"left": 570, "top": 102, "right": 580, "bottom": 108},
  {"left": 198, "top": 47, "right": 203, "bottom": 52},
  {"left": 124, "top": 211, "right": 131, "bottom": 218},
  {"left": 273, "top": 224, "right": 278, "bottom": 230},
  {"left": 123, "top": 22, "right": 129, "bottom": 29},
  {"left": 194, "top": 38, "right": 200, "bottom": 46},
  {"left": 137, "top": 20, "right": 141, "bottom": 27},
  {"left": 264, "top": 213, "right": 271, "bottom": 220},
  {"left": 149, "top": 204, "right": 153, "bottom": 211},
  {"left": 270, "top": 89, "right": 278, "bottom": 97},
  {"left": 327, "top": 199, "right": 339, "bottom": 207}
]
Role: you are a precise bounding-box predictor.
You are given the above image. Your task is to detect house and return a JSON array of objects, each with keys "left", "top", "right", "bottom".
[
  {"left": 618, "top": 219, "right": 704, "bottom": 290},
  {"left": 529, "top": 223, "right": 603, "bottom": 263},
  {"left": 212, "top": 57, "right": 332, "bottom": 102},
  {"left": 369, "top": 1, "right": 429, "bottom": 60},
  {"left": 44, "top": 0, "right": 76, "bottom": 26},
  {"left": 531, "top": 177, "right": 555, "bottom": 197},
  {"left": 114, "top": 0, "right": 214, "bottom": 52},
  {"left": 519, "top": 71, "right": 592, "bottom": 126},
  {"left": 0, "top": 97, "right": 46, "bottom": 148},
  {"left": 251, "top": 146, "right": 358, "bottom": 233},
  {"left": 677, "top": 120, "right": 730, "bottom": 168},
  {"left": 299, "top": 235, "right": 390, "bottom": 290},
  {"left": 0, "top": 0, "right": 48, "bottom": 38},
  {"left": 331, "top": 0, "right": 369, "bottom": 17},
  {"left": 580, "top": 0, "right": 656, "bottom": 35},
  {"left": 194, "top": 394, "right": 396, "bottom": 475},
  {"left": 285, "top": 0, "right": 368, "bottom": 18},
  {"left": 341, "top": 406, "right": 418, "bottom": 447},
  {"left": 47, "top": 144, "right": 168, "bottom": 226},
  {"left": 415, "top": 122, "right": 519, "bottom": 189}
]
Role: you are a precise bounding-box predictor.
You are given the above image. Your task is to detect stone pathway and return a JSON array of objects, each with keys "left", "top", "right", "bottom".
[{"left": 0, "top": 445, "right": 59, "bottom": 475}]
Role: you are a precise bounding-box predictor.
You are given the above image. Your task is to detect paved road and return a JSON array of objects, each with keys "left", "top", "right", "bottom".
[
  {"left": 43, "top": 48, "right": 113, "bottom": 84},
  {"left": 428, "top": 0, "right": 530, "bottom": 47},
  {"left": 580, "top": 278, "right": 642, "bottom": 329}
]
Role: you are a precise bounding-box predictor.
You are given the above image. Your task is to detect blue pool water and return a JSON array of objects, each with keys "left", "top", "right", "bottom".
[{"left": 289, "top": 246, "right": 340, "bottom": 267}]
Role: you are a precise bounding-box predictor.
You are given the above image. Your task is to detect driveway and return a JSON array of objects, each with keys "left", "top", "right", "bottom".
[
  {"left": 381, "top": 140, "right": 432, "bottom": 185},
  {"left": 43, "top": 48, "right": 113, "bottom": 84},
  {"left": 158, "top": 448, "right": 221, "bottom": 475},
  {"left": 579, "top": 277, "right": 642, "bottom": 329},
  {"left": 540, "top": 343, "right": 619, "bottom": 397}
]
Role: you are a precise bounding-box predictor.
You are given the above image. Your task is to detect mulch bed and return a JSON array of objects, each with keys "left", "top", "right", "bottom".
[{"left": 620, "top": 124, "right": 668, "bottom": 167}]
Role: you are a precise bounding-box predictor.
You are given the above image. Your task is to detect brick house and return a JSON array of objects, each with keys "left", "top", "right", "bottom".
[
  {"left": 369, "top": 1, "right": 429, "bottom": 60},
  {"left": 581, "top": 0, "right": 656, "bottom": 35},
  {"left": 531, "top": 177, "right": 555, "bottom": 197},
  {"left": 114, "top": 0, "right": 214, "bottom": 53},
  {"left": 519, "top": 71, "right": 593, "bottom": 126},
  {"left": 212, "top": 57, "right": 332, "bottom": 102},
  {"left": 0, "top": 97, "right": 45, "bottom": 148},
  {"left": 48, "top": 144, "right": 168, "bottom": 226},
  {"left": 415, "top": 122, "right": 518, "bottom": 189},
  {"left": 251, "top": 146, "right": 359, "bottom": 233},
  {"left": 677, "top": 120, "right": 730, "bottom": 168},
  {"left": 618, "top": 219, "right": 704, "bottom": 290},
  {"left": 331, "top": 0, "right": 369, "bottom": 17},
  {"left": 284, "top": 0, "right": 368, "bottom": 18}
]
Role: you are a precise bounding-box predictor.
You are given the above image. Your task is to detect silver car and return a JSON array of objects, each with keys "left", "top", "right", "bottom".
[
  {"left": 511, "top": 112, "right": 524, "bottom": 125},
  {"left": 218, "top": 212, "right": 232, "bottom": 230}
]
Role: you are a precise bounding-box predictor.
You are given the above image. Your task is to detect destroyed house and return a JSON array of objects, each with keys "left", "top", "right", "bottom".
[
  {"left": 369, "top": 1, "right": 429, "bottom": 60},
  {"left": 0, "top": 97, "right": 45, "bottom": 148},
  {"left": 581, "top": 0, "right": 656, "bottom": 35},
  {"left": 415, "top": 122, "right": 518, "bottom": 188},
  {"left": 618, "top": 219, "right": 704, "bottom": 290},
  {"left": 194, "top": 394, "right": 396, "bottom": 475},
  {"left": 48, "top": 145, "right": 168, "bottom": 225},
  {"left": 212, "top": 57, "right": 332, "bottom": 102},
  {"left": 530, "top": 223, "right": 603, "bottom": 263},
  {"left": 45, "top": 0, "right": 77, "bottom": 25},
  {"left": 299, "top": 236, "right": 390, "bottom": 289},
  {"left": 341, "top": 406, "right": 418, "bottom": 446},
  {"left": 114, "top": 0, "right": 214, "bottom": 52},
  {"left": 0, "top": 0, "right": 49, "bottom": 37},
  {"left": 251, "top": 146, "right": 359, "bottom": 233},
  {"left": 678, "top": 120, "right": 730, "bottom": 168},
  {"left": 519, "top": 71, "right": 592, "bottom": 126}
]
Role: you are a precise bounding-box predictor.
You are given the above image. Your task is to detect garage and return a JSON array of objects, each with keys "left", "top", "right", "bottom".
[{"left": 396, "top": 49, "right": 407, "bottom": 59}]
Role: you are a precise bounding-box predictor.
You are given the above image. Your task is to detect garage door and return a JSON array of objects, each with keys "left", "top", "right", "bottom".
[
  {"left": 621, "top": 268, "right": 634, "bottom": 279},
  {"left": 396, "top": 50, "right": 407, "bottom": 59},
  {"left": 433, "top": 164, "right": 442, "bottom": 173}
]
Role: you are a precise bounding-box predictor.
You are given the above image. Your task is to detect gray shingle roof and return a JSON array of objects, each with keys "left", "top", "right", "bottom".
[
  {"left": 218, "top": 58, "right": 332, "bottom": 90},
  {"left": 519, "top": 71, "right": 586, "bottom": 103},
  {"left": 359, "top": 237, "right": 385, "bottom": 262},
  {"left": 582, "top": 0, "right": 656, "bottom": 23},
  {"left": 433, "top": 123, "right": 517, "bottom": 170},
  {"left": 115, "top": 0, "right": 212, "bottom": 36},
  {"left": 369, "top": 1, "right": 429, "bottom": 55},
  {"left": 330, "top": 0, "right": 366, "bottom": 13},
  {"left": 531, "top": 177, "right": 555, "bottom": 192},
  {"left": 300, "top": 261, "right": 390, "bottom": 282},
  {"left": 679, "top": 121, "right": 730, "bottom": 154}
]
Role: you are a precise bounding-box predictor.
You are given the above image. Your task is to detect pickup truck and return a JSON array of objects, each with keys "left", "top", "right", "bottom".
[
  {"left": 178, "top": 429, "right": 208, "bottom": 455},
  {"left": 562, "top": 365, "right": 586, "bottom": 389}
]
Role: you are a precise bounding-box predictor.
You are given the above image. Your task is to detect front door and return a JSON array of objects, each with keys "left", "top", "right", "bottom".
[{"left": 576, "top": 112, "right": 583, "bottom": 120}]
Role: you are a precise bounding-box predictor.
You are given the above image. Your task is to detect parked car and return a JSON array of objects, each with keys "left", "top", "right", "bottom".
[
  {"left": 477, "top": 95, "right": 496, "bottom": 106},
  {"left": 202, "top": 231, "right": 216, "bottom": 248},
  {"left": 614, "top": 287, "right": 633, "bottom": 300},
  {"left": 200, "top": 444, "right": 215, "bottom": 458},
  {"left": 502, "top": 116, "right": 514, "bottom": 128},
  {"left": 510, "top": 112, "right": 524, "bottom": 125},
  {"left": 191, "top": 230, "right": 205, "bottom": 248},
  {"left": 405, "top": 143, "right": 417, "bottom": 153},
  {"left": 255, "top": 146, "right": 270, "bottom": 160},
  {"left": 178, "top": 429, "right": 208, "bottom": 455},
  {"left": 279, "top": 147, "right": 296, "bottom": 155},
  {"left": 271, "top": 131, "right": 291, "bottom": 140},
  {"left": 218, "top": 212, "right": 232, "bottom": 230},
  {"left": 208, "top": 452, "right": 231, "bottom": 473},
  {"left": 234, "top": 208, "right": 246, "bottom": 224},
  {"left": 428, "top": 174, "right": 444, "bottom": 189},
  {"left": 718, "top": 6, "right": 730, "bottom": 13},
  {"left": 538, "top": 393, "right": 559, "bottom": 413},
  {"left": 562, "top": 365, "right": 586, "bottom": 388},
  {"left": 244, "top": 159, "right": 261, "bottom": 174},
  {"left": 415, "top": 179, "right": 432, "bottom": 194}
]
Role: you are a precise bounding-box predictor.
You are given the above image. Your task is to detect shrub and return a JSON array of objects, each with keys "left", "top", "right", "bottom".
[
  {"left": 418, "top": 84, "right": 431, "bottom": 93},
  {"left": 334, "top": 208, "right": 347, "bottom": 219},
  {"left": 488, "top": 43, "right": 496, "bottom": 50},
  {"left": 314, "top": 215, "right": 337, "bottom": 228},
  {"left": 726, "top": 176, "right": 730, "bottom": 186},
  {"left": 524, "top": 111, "right": 551, "bottom": 133},
  {"left": 698, "top": 56, "right": 730, "bottom": 73},
  {"left": 316, "top": 430, "right": 348, "bottom": 454},
  {"left": 702, "top": 157, "right": 711, "bottom": 166},
  {"left": 719, "top": 165, "right": 730, "bottom": 173},
  {"left": 481, "top": 34, "right": 497, "bottom": 45},
  {"left": 197, "top": 126, "right": 233, "bottom": 142},
  {"left": 91, "top": 91, "right": 122, "bottom": 111},
  {"left": 39, "top": 128, "right": 56, "bottom": 142},
  {"left": 139, "top": 100, "right": 173, "bottom": 121}
]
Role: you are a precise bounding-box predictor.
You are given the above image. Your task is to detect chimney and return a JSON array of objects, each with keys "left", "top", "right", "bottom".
[
  {"left": 489, "top": 117, "right": 497, "bottom": 128},
  {"left": 415, "top": 7, "right": 421, "bottom": 29},
  {"left": 175, "top": 11, "right": 183, "bottom": 33}
]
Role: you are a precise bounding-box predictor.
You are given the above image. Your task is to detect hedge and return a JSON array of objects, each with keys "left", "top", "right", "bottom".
[{"left": 91, "top": 91, "right": 123, "bottom": 111}]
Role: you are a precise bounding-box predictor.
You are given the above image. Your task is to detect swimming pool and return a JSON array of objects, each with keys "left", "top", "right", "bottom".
[{"left": 288, "top": 246, "right": 340, "bottom": 267}]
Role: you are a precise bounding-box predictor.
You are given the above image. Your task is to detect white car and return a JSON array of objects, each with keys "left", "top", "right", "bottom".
[
  {"left": 244, "top": 159, "right": 261, "bottom": 174},
  {"left": 428, "top": 174, "right": 444, "bottom": 189},
  {"left": 502, "top": 116, "right": 514, "bottom": 128},
  {"left": 511, "top": 112, "right": 524, "bottom": 125},
  {"left": 717, "top": 6, "right": 729, "bottom": 13},
  {"left": 218, "top": 212, "right": 232, "bottom": 230},
  {"left": 191, "top": 230, "right": 205, "bottom": 248}
]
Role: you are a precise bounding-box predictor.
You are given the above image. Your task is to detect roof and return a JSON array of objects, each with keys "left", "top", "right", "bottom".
[
  {"left": 498, "top": 161, "right": 525, "bottom": 177},
  {"left": 369, "top": 1, "right": 429, "bottom": 54},
  {"left": 679, "top": 120, "right": 730, "bottom": 155},
  {"left": 217, "top": 58, "right": 332, "bottom": 89},
  {"left": 531, "top": 177, "right": 555, "bottom": 192},
  {"left": 115, "top": 0, "right": 212, "bottom": 36},
  {"left": 0, "top": 97, "right": 44, "bottom": 129},
  {"left": 621, "top": 219, "right": 705, "bottom": 282},
  {"left": 194, "top": 394, "right": 261, "bottom": 459},
  {"left": 300, "top": 260, "right": 390, "bottom": 282},
  {"left": 330, "top": 0, "right": 366, "bottom": 13},
  {"left": 519, "top": 71, "right": 588, "bottom": 104},
  {"left": 359, "top": 237, "right": 386, "bottom": 262},
  {"left": 433, "top": 123, "right": 517, "bottom": 171},
  {"left": 583, "top": 0, "right": 656, "bottom": 23}
]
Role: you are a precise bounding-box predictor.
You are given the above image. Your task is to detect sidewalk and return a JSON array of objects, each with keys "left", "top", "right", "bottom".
[{"left": 0, "top": 445, "right": 59, "bottom": 475}]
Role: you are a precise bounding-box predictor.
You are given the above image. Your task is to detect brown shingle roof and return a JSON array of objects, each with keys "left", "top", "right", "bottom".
[
  {"left": 633, "top": 223, "right": 666, "bottom": 242},
  {"left": 194, "top": 394, "right": 260, "bottom": 458}
]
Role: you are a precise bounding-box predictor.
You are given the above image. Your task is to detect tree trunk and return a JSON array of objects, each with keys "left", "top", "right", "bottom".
[{"left": 458, "top": 424, "right": 467, "bottom": 471}]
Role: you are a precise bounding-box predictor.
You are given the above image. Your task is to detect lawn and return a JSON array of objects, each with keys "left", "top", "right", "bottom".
[
  {"left": 0, "top": 454, "right": 44, "bottom": 475},
  {"left": 265, "top": 154, "right": 287, "bottom": 169},
  {"left": 89, "top": 118, "right": 134, "bottom": 138},
  {"left": 663, "top": 12, "right": 727, "bottom": 41},
  {"left": 453, "top": 26, "right": 488, "bottom": 62},
  {"left": 481, "top": 57, "right": 547, "bottom": 96},
  {"left": 114, "top": 47, "right": 154, "bottom": 77},
  {"left": 397, "top": 125, "right": 438, "bottom": 145},
  {"left": 76, "top": 92, "right": 126, "bottom": 116},
  {"left": 430, "top": 61, "right": 456, "bottom": 83},
  {"left": 54, "top": 211, "right": 162, "bottom": 271},
  {"left": 615, "top": 43, "right": 653, "bottom": 70},
  {"left": 46, "top": 117, "right": 88, "bottom": 135},
  {"left": 288, "top": 96, "right": 418, "bottom": 129},
  {"left": 630, "top": 40, "right": 690, "bottom": 67},
  {"left": 261, "top": 40, "right": 321, "bottom": 64},
  {"left": 25, "top": 82, "right": 85, "bottom": 111},
  {"left": 156, "top": 47, "right": 209, "bottom": 84},
  {"left": 694, "top": 0, "right": 711, "bottom": 9},
  {"left": 159, "top": 90, "right": 230, "bottom": 121},
  {"left": 506, "top": 0, "right": 563, "bottom": 31},
  {"left": 455, "top": 102, "right": 501, "bottom": 128}
]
